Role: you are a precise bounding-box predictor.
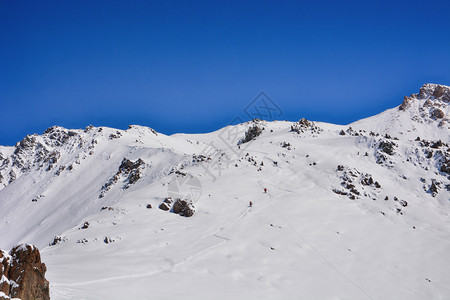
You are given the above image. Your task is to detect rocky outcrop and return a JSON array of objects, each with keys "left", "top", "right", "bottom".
[
  {"left": 418, "top": 83, "right": 450, "bottom": 103},
  {"left": 0, "top": 250, "right": 11, "bottom": 296},
  {"left": 99, "top": 158, "right": 145, "bottom": 198},
  {"left": 158, "top": 197, "right": 195, "bottom": 217},
  {"left": 378, "top": 140, "right": 396, "bottom": 156},
  {"left": 239, "top": 124, "right": 263, "bottom": 144},
  {"left": 290, "top": 118, "right": 323, "bottom": 135},
  {"left": 399, "top": 95, "right": 414, "bottom": 111},
  {"left": 118, "top": 158, "right": 145, "bottom": 186},
  {"left": 431, "top": 108, "right": 445, "bottom": 119},
  {"left": 398, "top": 84, "right": 449, "bottom": 128},
  {"left": 0, "top": 244, "right": 49, "bottom": 300}
]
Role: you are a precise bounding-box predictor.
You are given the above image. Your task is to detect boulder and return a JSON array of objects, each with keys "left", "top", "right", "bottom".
[
  {"left": 159, "top": 202, "right": 171, "bottom": 211},
  {"left": 172, "top": 199, "right": 195, "bottom": 217},
  {"left": 159, "top": 197, "right": 173, "bottom": 211},
  {"left": 431, "top": 108, "right": 445, "bottom": 119}
]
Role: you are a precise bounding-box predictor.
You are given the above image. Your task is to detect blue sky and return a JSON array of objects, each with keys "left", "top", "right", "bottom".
[{"left": 1, "top": 0, "right": 449, "bottom": 145}]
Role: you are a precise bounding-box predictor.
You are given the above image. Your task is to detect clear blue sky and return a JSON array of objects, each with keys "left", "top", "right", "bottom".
[{"left": 1, "top": 0, "right": 449, "bottom": 145}]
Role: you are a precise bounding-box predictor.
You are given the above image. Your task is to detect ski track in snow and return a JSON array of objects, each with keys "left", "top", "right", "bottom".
[
  {"left": 257, "top": 179, "right": 374, "bottom": 300},
  {"left": 52, "top": 198, "right": 266, "bottom": 288}
]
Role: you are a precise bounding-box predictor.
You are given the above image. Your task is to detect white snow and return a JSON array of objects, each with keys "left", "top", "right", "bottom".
[{"left": 0, "top": 87, "right": 449, "bottom": 299}]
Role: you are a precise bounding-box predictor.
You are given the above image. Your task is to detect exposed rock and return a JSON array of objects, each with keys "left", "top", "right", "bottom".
[
  {"left": 0, "top": 250, "right": 11, "bottom": 296},
  {"left": 49, "top": 236, "right": 67, "bottom": 246},
  {"left": 192, "top": 154, "right": 210, "bottom": 163},
  {"left": 8, "top": 170, "right": 16, "bottom": 184},
  {"left": 84, "top": 125, "right": 94, "bottom": 133},
  {"left": 104, "top": 237, "right": 114, "bottom": 244},
  {"left": 109, "top": 131, "right": 122, "bottom": 140},
  {"left": 440, "top": 158, "right": 450, "bottom": 174},
  {"left": 158, "top": 203, "right": 171, "bottom": 211},
  {"left": 99, "top": 158, "right": 145, "bottom": 198},
  {"left": 172, "top": 199, "right": 195, "bottom": 217},
  {"left": 431, "top": 108, "right": 445, "bottom": 119},
  {"left": 281, "top": 142, "right": 291, "bottom": 149},
  {"left": 43, "top": 126, "right": 72, "bottom": 147},
  {"left": 119, "top": 158, "right": 144, "bottom": 174},
  {"left": 419, "top": 83, "right": 450, "bottom": 103},
  {"left": 80, "top": 221, "right": 90, "bottom": 229},
  {"left": 291, "top": 118, "right": 323, "bottom": 135},
  {"left": 429, "top": 179, "right": 441, "bottom": 197},
  {"left": 0, "top": 244, "right": 50, "bottom": 300},
  {"left": 239, "top": 125, "right": 263, "bottom": 144},
  {"left": 399, "top": 95, "right": 415, "bottom": 111},
  {"left": 101, "top": 206, "right": 114, "bottom": 211},
  {"left": 44, "top": 151, "right": 60, "bottom": 171},
  {"left": 430, "top": 140, "right": 444, "bottom": 149},
  {"left": 378, "top": 140, "right": 396, "bottom": 156},
  {"left": 335, "top": 165, "right": 384, "bottom": 201},
  {"left": 159, "top": 197, "right": 173, "bottom": 211},
  {"left": 14, "top": 135, "right": 37, "bottom": 153},
  {"left": 397, "top": 84, "right": 450, "bottom": 130}
]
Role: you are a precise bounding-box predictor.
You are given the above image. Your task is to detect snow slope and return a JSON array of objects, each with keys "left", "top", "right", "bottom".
[{"left": 0, "top": 84, "right": 449, "bottom": 300}]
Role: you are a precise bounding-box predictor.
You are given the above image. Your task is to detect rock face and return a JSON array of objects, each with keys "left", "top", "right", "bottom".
[
  {"left": 418, "top": 83, "right": 450, "bottom": 102},
  {"left": 0, "top": 244, "right": 50, "bottom": 300},
  {"left": 399, "top": 83, "right": 449, "bottom": 126},
  {"left": 0, "top": 250, "right": 11, "bottom": 296},
  {"left": 239, "top": 124, "right": 263, "bottom": 144},
  {"left": 99, "top": 157, "right": 145, "bottom": 198}
]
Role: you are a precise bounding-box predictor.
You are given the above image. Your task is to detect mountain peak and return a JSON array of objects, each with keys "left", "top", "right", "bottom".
[
  {"left": 418, "top": 83, "right": 450, "bottom": 101},
  {"left": 398, "top": 83, "right": 449, "bottom": 127}
]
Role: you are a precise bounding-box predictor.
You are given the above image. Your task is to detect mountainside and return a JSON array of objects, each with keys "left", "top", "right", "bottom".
[{"left": 0, "top": 84, "right": 449, "bottom": 300}]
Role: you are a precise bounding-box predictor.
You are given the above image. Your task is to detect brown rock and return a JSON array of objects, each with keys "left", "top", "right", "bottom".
[
  {"left": 431, "top": 108, "right": 445, "bottom": 119},
  {"left": 399, "top": 96, "right": 412, "bottom": 111},
  {"left": 0, "top": 250, "right": 11, "bottom": 295},
  {"left": 159, "top": 202, "right": 171, "bottom": 211},
  {"left": 433, "top": 85, "right": 445, "bottom": 98},
  {"left": 172, "top": 199, "right": 195, "bottom": 217},
  {"left": 0, "top": 244, "right": 50, "bottom": 300}
]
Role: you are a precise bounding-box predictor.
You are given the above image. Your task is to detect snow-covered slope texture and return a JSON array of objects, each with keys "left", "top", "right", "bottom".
[{"left": 0, "top": 84, "right": 449, "bottom": 300}]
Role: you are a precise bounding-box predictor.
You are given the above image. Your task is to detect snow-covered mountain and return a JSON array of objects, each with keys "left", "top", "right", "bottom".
[{"left": 0, "top": 84, "right": 449, "bottom": 300}]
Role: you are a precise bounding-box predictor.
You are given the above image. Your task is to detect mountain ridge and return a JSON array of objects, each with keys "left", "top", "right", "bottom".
[{"left": 0, "top": 84, "right": 449, "bottom": 299}]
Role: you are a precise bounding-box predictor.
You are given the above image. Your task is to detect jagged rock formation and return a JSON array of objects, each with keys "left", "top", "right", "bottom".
[
  {"left": 0, "top": 244, "right": 49, "bottom": 300},
  {"left": 399, "top": 83, "right": 449, "bottom": 127},
  {"left": 290, "top": 118, "right": 323, "bottom": 135},
  {"left": 99, "top": 158, "right": 145, "bottom": 198},
  {"left": 239, "top": 123, "right": 263, "bottom": 144}
]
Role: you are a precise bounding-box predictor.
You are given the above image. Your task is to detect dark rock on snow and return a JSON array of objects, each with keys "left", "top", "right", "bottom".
[{"left": 172, "top": 199, "right": 195, "bottom": 217}]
